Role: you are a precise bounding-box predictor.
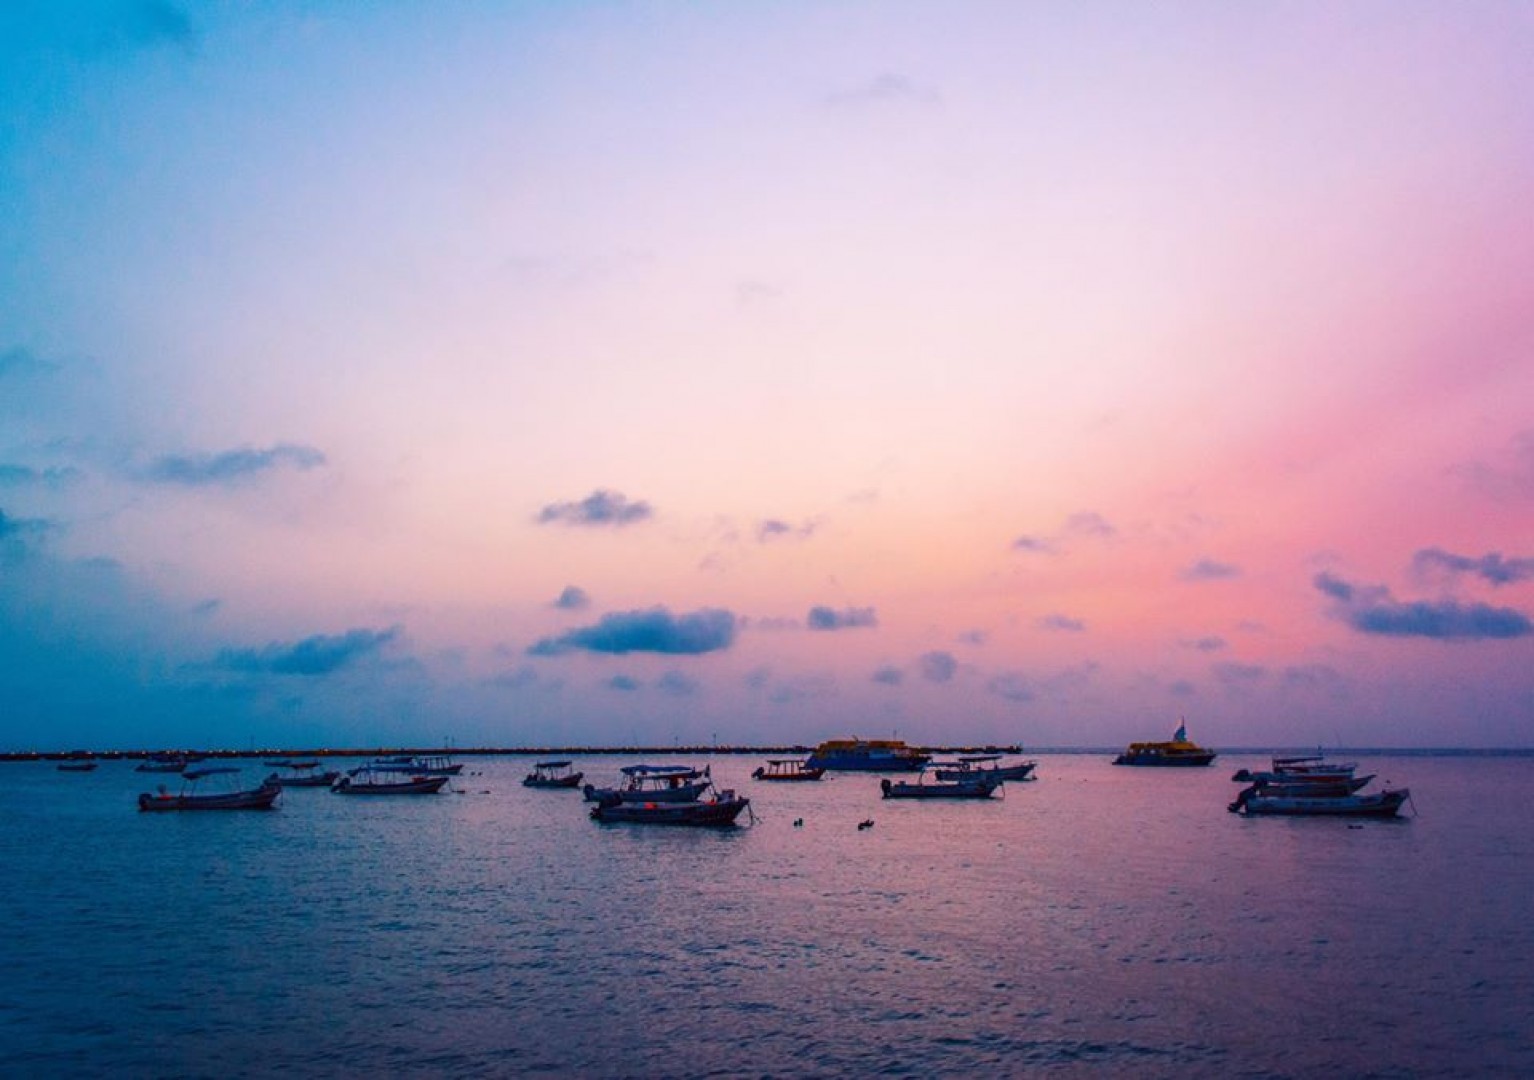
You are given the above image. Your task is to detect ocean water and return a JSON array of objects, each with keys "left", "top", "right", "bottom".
[{"left": 2, "top": 753, "right": 1531, "bottom": 1077}]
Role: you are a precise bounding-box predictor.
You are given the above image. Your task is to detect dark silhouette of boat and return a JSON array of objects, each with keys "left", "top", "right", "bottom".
[
  {"left": 589, "top": 783, "right": 750, "bottom": 826},
  {"left": 138, "top": 768, "right": 281, "bottom": 812},
  {"left": 135, "top": 754, "right": 188, "bottom": 774},
  {"left": 57, "top": 761, "right": 99, "bottom": 772},
  {"left": 332, "top": 765, "right": 450, "bottom": 795},
  {"left": 373, "top": 754, "right": 462, "bottom": 775},
  {"left": 752, "top": 759, "right": 825, "bottom": 781},
  {"left": 880, "top": 773, "right": 1002, "bottom": 799},
  {"left": 932, "top": 754, "right": 1036, "bottom": 782},
  {"left": 583, "top": 764, "right": 712, "bottom": 803},
  {"left": 267, "top": 762, "right": 341, "bottom": 787},
  {"left": 523, "top": 760, "right": 584, "bottom": 788}
]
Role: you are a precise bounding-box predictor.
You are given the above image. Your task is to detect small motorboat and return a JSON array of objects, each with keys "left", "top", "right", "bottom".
[
  {"left": 880, "top": 773, "right": 1002, "bottom": 799},
  {"left": 589, "top": 783, "right": 750, "bottom": 826},
  {"left": 523, "top": 760, "right": 585, "bottom": 788},
  {"left": 583, "top": 764, "right": 711, "bottom": 804},
  {"left": 1232, "top": 754, "right": 1357, "bottom": 783},
  {"left": 332, "top": 765, "right": 450, "bottom": 795},
  {"left": 932, "top": 754, "right": 1036, "bottom": 783},
  {"left": 267, "top": 762, "right": 342, "bottom": 788},
  {"left": 138, "top": 768, "right": 281, "bottom": 812},
  {"left": 372, "top": 754, "right": 463, "bottom": 776},
  {"left": 135, "top": 754, "right": 188, "bottom": 774},
  {"left": 1229, "top": 785, "right": 1410, "bottom": 817},
  {"left": 57, "top": 761, "right": 99, "bottom": 772},
  {"left": 751, "top": 759, "right": 826, "bottom": 781}
]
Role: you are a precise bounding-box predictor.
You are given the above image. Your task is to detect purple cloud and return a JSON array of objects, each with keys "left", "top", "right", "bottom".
[{"left": 536, "top": 489, "right": 653, "bottom": 527}]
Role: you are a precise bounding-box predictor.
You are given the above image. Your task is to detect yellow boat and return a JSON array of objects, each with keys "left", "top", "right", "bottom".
[{"left": 1113, "top": 720, "right": 1216, "bottom": 767}]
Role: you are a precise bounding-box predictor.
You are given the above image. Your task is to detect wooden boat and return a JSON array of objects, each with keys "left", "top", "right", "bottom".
[
  {"left": 373, "top": 754, "right": 462, "bottom": 776},
  {"left": 806, "top": 738, "right": 930, "bottom": 772},
  {"left": 752, "top": 759, "right": 825, "bottom": 781},
  {"left": 57, "top": 761, "right": 99, "bottom": 772},
  {"left": 1113, "top": 720, "right": 1216, "bottom": 767},
  {"left": 332, "top": 766, "right": 450, "bottom": 795},
  {"left": 1229, "top": 785, "right": 1410, "bottom": 817},
  {"left": 523, "top": 760, "right": 585, "bottom": 788},
  {"left": 138, "top": 768, "right": 281, "bottom": 812},
  {"left": 932, "top": 754, "right": 1036, "bottom": 783},
  {"left": 583, "top": 764, "right": 711, "bottom": 804},
  {"left": 880, "top": 773, "right": 1001, "bottom": 799},
  {"left": 267, "top": 762, "right": 341, "bottom": 787},
  {"left": 589, "top": 785, "right": 750, "bottom": 826},
  {"left": 135, "top": 754, "right": 188, "bottom": 774}
]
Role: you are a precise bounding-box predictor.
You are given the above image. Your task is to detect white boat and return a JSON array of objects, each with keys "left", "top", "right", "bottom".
[
  {"left": 1230, "top": 786, "right": 1410, "bottom": 817},
  {"left": 932, "top": 754, "right": 1036, "bottom": 783},
  {"left": 880, "top": 772, "right": 1002, "bottom": 799}
]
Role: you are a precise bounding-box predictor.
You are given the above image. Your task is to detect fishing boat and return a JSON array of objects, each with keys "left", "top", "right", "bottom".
[
  {"left": 805, "top": 738, "right": 930, "bottom": 772},
  {"left": 1113, "top": 720, "right": 1216, "bottom": 767},
  {"left": 880, "top": 773, "right": 1002, "bottom": 799},
  {"left": 57, "top": 761, "right": 99, "bottom": 772},
  {"left": 1229, "top": 784, "right": 1410, "bottom": 817},
  {"left": 1232, "top": 755, "right": 1357, "bottom": 783},
  {"left": 373, "top": 754, "right": 462, "bottom": 776},
  {"left": 138, "top": 767, "right": 281, "bottom": 812},
  {"left": 932, "top": 754, "right": 1036, "bottom": 783},
  {"left": 332, "top": 765, "right": 450, "bottom": 795},
  {"left": 523, "top": 760, "right": 585, "bottom": 788},
  {"left": 267, "top": 761, "right": 341, "bottom": 788},
  {"left": 135, "top": 754, "right": 188, "bottom": 774},
  {"left": 583, "top": 764, "right": 712, "bottom": 804},
  {"left": 589, "top": 782, "right": 750, "bottom": 826},
  {"left": 752, "top": 759, "right": 825, "bottom": 781}
]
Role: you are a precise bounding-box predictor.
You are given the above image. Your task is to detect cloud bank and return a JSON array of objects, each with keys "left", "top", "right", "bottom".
[
  {"left": 528, "top": 607, "right": 737, "bottom": 656},
  {"left": 216, "top": 626, "right": 399, "bottom": 676},
  {"left": 1314, "top": 572, "right": 1532, "bottom": 641},
  {"left": 147, "top": 444, "right": 326, "bottom": 486}
]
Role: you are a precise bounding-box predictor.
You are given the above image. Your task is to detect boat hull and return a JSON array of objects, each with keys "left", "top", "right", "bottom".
[
  {"left": 57, "top": 762, "right": 99, "bottom": 772},
  {"left": 933, "top": 763, "right": 1035, "bottom": 782},
  {"left": 583, "top": 780, "right": 709, "bottom": 803},
  {"left": 138, "top": 784, "right": 281, "bottom": 812},
  {"left": 752, "top": 766, "right": 826, "bottom": 781},
  {"left": 1232, "top": 788, "right": 1409, "bottom": 817},
  {"left": 1113, "top": 751, "right": 1216, "bottom": 767},
  {"left": 880, "top": 777, "right": 1000, "bottom": 799},
  {"left": 332, "top": 775, "right": 449, "bottom": 795},
  {"left": 590, "top": 796, "right": 749, "bottom": 826},
  {"left": 524, "top": 773, "right": 584, "bottom": 788}
]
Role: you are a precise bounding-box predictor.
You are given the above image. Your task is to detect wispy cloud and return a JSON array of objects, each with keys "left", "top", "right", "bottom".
[
  {"left": 1065, "top": 512, "right": 1117, "bottom": 539},
  {"left": 553, "top": 585, "right": 591, "bottom": 610},
  {"left": 1037, "top": 613, "right": 1085, "bottom": 633},
  {"left": 656, "top": 670, "right": 699, "bottom": 697},
  {"left": 536, "top": 489, "right": 653, "bottom": 527},
  {"left": 528, "top": 607, "right": 737, "bottom": 656},
  {"left": 826, "top": 72, "right": 942, "bottom": 107},
  {"left": 606, "top": 674, "right": 641, "bottom": 692},
  {"left": 1180, "top": 636, "right": 1227, "bottom": 652},
  {"left": 920, "top": 650, "right": 957, "bottom": 683},
  {"left": 987, "top": 672, "right": 1033, "bottom": 702},
  {"left": 146, "top": 444, "right": 326, "bottom": 486},
  {"left": 0, "top": 463, "right": 81, "bottom": 488},
  {"left": 757, "top": 518, "right": 818, "bottom": 543},
  {"left": 1011, "top": 535, "right": 1054, "bottom": 554},
  {"left": 956, "top": 629, "right": 989, "bottom": 646},
  {"left": 1214, "top": 661, "right": 1266, "bottom": 684},
  {"left": 0, "top": 346, "right": 60, "bottom": 379},
  {"left": 1314, "top": 572, "right": 1532, "bottom": 641},
  {"left": 1180, "top": 558, "right": 1240, "bottom": 582},
  {"left": 872, "top": 664, "right": 903, "bottom": 686},
  {"left": 1450, "top": 429, "right": 1534, "bottom": 502},
  {"left": 216, "top": 626, "right": 399, "bottom": 676},
  {"left": 807, "top": 605, "right": 878, "bottom": 631},
  {"left": 1412, "top": 547, "right": 1534, "bottom": 587}
]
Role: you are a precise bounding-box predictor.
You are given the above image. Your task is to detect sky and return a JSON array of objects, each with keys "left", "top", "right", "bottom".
[{"left": 2, "top": 1, "right": 1531, "bottom": 751}]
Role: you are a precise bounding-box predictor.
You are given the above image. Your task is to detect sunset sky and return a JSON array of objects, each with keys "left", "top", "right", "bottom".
[{"left": 2, "top": 1, "right": 1531, "bottom": 750}]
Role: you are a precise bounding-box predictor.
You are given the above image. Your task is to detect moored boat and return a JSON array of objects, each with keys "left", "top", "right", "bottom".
[
  {"left": 589, "top": 782, "right": 750, "bottom": 826},
  {"left": 373, "top": 754, "right": 462, "bottom": 776},
  {"left": 524, "top": 760, "right": 585, "bottom": 788},
  {"left": 138, "top": 768, "right": 281, "bottom": 812},
  {"left": 805, "top": 738, "right": 930, "bottom": 772},
  {"left": 932, "top": 754, "right": 1036, "bottom": 783},
  {"left": 1233, "top": 755, "right": 1357, "bottom": 783},
  {"left": 752, "top": 759, "right": 825, "bottom": 781},
  {"left": 1229, "top": 785, "right": 1410, "bottom": 817},
  {"left": 332, "top": 765, "right": 450, "bottom": 795},
  {"left": 1113, "top": 720, "right": 1216, "bottom": 767},
  {"left": 57, "top": 761, "right": 99, "bottom": 772},
  {"left": 880, "top": 773, "right": 1002, "bottom": 799},
  {"left": 135, "top": 754, "right": 188, "bottom": 774},
  {"left": 267, "top": 762, "right": 342, "bottom": 787},
  {"left": 583, "top": 764, "right": 712, "bottom": 803}
]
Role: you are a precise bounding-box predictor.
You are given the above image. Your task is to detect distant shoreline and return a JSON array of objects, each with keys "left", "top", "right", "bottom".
[{"left": 6, "top": 745, "right": 1532, "bottom": 762}]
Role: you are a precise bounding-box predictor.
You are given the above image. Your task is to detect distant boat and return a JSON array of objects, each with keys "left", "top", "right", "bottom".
[
  {"left": 583, "top": 764, "right": 712, "bottom": 804},
  {"left": 267, "top": 762, "right": 341, "bottom": 788},
  {"left": 372, "top": 754, "right": 462, "bottom": 776},
  {"left": 135, "top": 755, "right": 188, "bottom": 774},
  {"left": 1232, "top": 755, "right": 1357, "bottom": 783},
  {"left": 880, "top": 773, "right": 1002, "bottom": 799},
  {"left": 806, "top": 738, "right": 930, "bottom": 772},
  {"left": 589, "top": 780, "right": 750, "bottom": 826},
  {"left": 932, "top": 754, "right": 1036, "bottom": 783},
  {"left": 331, "top": 765, "right": 449, "bottom": 796},
  {"left": 752, "top": 759, "right": 825, "bottom": 782},
  {"left": 1113, "top": 720, "right": 1216, "bottom": 767},
  {"left": 57, "top": 761, "right": 99, "bottom": 773},
  {"left": 523, "top": 760, "right": 585, "bottom": 788},
  {"left": 138, "top": 767, "right": 281, "bottom": 812}
]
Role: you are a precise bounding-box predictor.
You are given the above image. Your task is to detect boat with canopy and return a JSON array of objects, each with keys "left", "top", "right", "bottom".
[
  {"left": 523, "top": 760, "right": 585, "bottom": 788},
  {"left": 138, "top": 767, "right": 281, "bottom": 812}
]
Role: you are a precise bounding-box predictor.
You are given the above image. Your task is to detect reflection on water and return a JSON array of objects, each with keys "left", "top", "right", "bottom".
[{"left": 3, "top": 754, "right": 1531, "bottom": 1076}]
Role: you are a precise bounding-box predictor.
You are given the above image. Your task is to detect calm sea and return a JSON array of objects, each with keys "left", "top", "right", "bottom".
[{"left": 2, "top": 753, "right": 1531, "bottom": 1077}]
